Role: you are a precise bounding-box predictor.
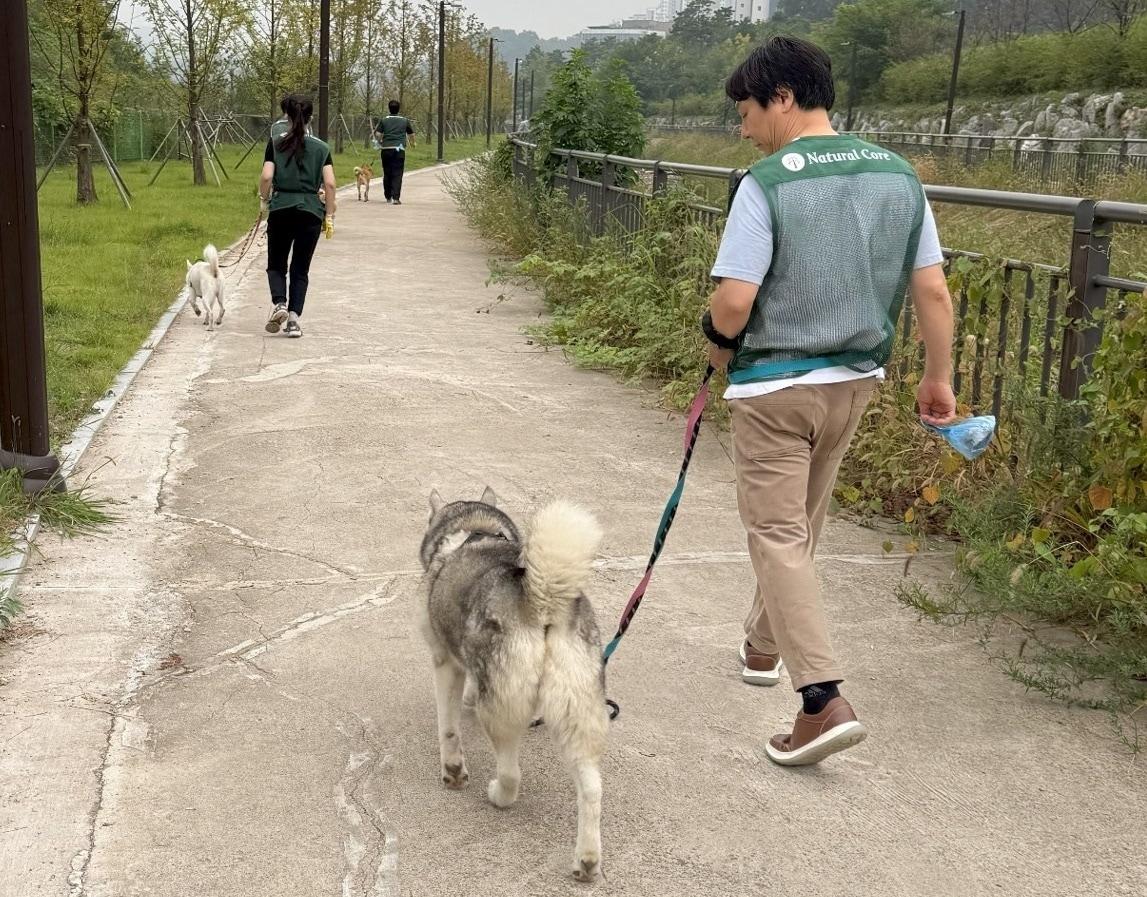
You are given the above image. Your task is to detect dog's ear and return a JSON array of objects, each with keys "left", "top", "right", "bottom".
[
  {"left": 480, "top": 486, "right": 497, "bottom": 506},
  {"left": 429, "top": 489, "right": 445, "bottom": 515},
  {"left": 186, "top": 260, "right": 191, "bottom": 269}
]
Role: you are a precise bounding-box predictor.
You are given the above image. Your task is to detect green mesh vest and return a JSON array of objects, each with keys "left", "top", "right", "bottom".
[
  {"left": 270, "top": 134, "right": 330, "bottom": 220},
  {"left": 727, "top": 135, "right": 925, "bottom": 386}
]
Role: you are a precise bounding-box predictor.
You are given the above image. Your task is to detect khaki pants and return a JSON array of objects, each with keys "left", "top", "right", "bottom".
[{"left": 730, "top": 378, "right": 877, "bottom": 692}]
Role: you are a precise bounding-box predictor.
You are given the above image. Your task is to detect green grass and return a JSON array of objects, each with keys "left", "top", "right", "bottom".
[{"left": 36, "top": 135, "right": 488, "bottom": 445}]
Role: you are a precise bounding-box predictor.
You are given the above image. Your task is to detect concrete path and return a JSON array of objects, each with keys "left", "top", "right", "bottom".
[{"left": 1, "top": 169, "right": 1143, "bottom": 897}]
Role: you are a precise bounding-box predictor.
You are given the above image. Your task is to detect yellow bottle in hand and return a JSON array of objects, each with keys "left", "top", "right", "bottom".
[{"left": 323, "top": 216, "right": 334, "bottom": 240}]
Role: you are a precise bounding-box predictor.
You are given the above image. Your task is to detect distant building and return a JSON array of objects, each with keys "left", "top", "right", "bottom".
[
  {"left": 726, "top": 0, "right": 774, "bottom": 23},
  {"left": 577, "top": 19, "right": 673, "bottom": 42}
]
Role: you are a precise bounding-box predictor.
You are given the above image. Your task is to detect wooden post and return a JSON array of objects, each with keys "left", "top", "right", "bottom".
[{"left": 0, "top": 1, "right": 62, "bottom": 490}]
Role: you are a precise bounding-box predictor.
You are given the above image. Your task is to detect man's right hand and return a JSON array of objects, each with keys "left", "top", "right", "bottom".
[{"left": 917, "top": 378, "right": 957, "bottom": 426}]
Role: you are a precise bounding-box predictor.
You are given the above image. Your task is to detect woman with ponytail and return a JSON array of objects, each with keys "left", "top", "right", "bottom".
[{"left": 258, "top": 93, "right": 336, "bottom": 338}]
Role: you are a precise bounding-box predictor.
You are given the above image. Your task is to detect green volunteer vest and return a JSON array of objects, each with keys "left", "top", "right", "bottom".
[
  {"left": 270, "top": 134, "right": 330, "bottom": 220},
  {"left": 727, "top": 134, "right": 925, "bottom": 385},
  {"left": 376, "top": 115, "right": 411, "bottom": 150}
]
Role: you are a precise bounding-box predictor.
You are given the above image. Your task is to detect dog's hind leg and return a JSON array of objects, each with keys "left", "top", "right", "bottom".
[
  {"left": 215, "top": 283, "right": 226, "bottom": 325},
  {"left": 433, "top": 659, "right": 469, "bottom": 790},
  {"left": 479, "top": 709, "right": 527, "bottom": 809},
  {"left": 540, "top": 636, "right": 608, "bottom": 882}
]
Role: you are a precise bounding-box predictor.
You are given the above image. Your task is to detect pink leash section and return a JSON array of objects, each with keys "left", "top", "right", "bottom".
[{"left": 602, "top": 364, "right": 714, "bottom": 666}]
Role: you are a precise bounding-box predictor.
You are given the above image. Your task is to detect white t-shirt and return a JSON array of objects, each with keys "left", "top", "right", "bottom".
[{"left": 711, "top": 172, "right": 945, "bottom": 400}]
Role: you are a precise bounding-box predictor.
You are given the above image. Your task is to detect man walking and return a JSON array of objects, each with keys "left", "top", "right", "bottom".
[
  {"left": 703, "top": 36, "right": 957, "bottom": 765},
  {"left": 374, "top": 100, "right": 415, "bottom": 204}
]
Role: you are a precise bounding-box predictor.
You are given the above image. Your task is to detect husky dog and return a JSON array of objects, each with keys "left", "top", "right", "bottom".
[
  {"left": 418, "top": 488, "right": 609, "bottom": 883},
  {"left": 184, "top": 244, "right": 225, "bottom": 331}
]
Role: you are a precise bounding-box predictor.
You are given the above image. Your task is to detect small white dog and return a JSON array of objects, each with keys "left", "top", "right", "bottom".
[{"left": 184, "top": 244, "right": 225, "bottom": 331}]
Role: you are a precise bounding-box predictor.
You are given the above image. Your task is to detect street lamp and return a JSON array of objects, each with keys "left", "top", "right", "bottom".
[
  {"left": 943, "top": 9, "right": 967, "bottom": 136},
  {"left": 842, "top": 40, "right": 858, "bottom": 132},
  {"left": 512, "top": 58, "right": 521, "bottom": 132},
  {"left": 486, "top": 36, "right": 501, "bottom": 148},
  {"left": 436, "top": 0, "right": 446, "bottom": 162}
]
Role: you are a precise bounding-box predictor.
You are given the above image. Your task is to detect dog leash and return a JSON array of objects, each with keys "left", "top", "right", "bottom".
[
  {"left": 601, "top": 364, "right": 715, "bottom": 720},
  {"left": 218, "top": 211, "right": 265, "bottom": 269},
  {"left": 529, "top": 365, "right": 714, "bottom": 729}
]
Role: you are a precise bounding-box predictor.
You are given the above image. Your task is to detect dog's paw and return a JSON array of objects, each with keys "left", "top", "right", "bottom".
[
  {"left": 487, "top": 778, "right": 518, "bottom": 808},
  {"left": 572, "top": 853, "right": 601, "bottom": 883},
  {"left": 441, "top": 762, "right": 469, "bottom": 790}
]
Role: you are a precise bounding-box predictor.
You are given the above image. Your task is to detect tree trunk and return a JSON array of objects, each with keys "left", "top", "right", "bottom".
[
  {"left": 269, "top": 2, "right": 280, "bottom": 120},
  {"left": 75, "top": 138, "right": 97, "bottom": 204},
  {"left": 74, "top": 112, "right": 97, "bottom": 204},
  {"left": 186, "top": 1, "right": 205, "bottom": 186},
  {"left": 189, "top": 103, "right": 206, "bottom": 185},
  {"left": 74, "top": 12, "right": 96, "bottom": 204}
]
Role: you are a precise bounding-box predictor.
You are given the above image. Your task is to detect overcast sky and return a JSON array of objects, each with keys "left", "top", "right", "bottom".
[{"left": 464, "top": 1, "right": 636, "bottom": 38}]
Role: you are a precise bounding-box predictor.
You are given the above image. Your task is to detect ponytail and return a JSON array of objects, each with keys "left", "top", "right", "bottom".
[{"left": 276, "top": 93, "right": 313, "bottom": 168}]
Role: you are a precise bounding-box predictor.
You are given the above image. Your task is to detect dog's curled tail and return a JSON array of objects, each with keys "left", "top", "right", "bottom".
[
  {"left": 203, "top": 244, "right": 219, "bottom": 278},
  {"left": 522, "top": 501, "right": 602, "bottom": 625}
]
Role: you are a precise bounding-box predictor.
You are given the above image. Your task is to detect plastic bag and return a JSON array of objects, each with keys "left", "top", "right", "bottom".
[{"left": 922, "top": 415, "right": 996, "bottom": 461}]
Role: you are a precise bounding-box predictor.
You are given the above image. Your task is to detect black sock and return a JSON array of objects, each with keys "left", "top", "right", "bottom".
[{"left": 800, "top": 682, "right": 841, "bottom": 715}]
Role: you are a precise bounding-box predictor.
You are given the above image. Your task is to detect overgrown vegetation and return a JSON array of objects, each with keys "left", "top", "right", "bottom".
[
  {"left": 447, "top": 128, "right": 1147, "bottom": 744},
  {"left": 883, "top": 15, "right": 1147, "bottom": 102},
  {"left": 531, "top": 51, "right": 646, "bottom": 168}
]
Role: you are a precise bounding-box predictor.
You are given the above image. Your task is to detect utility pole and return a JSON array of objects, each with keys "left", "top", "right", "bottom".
[
  {"left": 845, "top": 42, "right": 858, "bottom": 131},
  {"left": 365, "top": 6, "right": 373, "bottom": 143},
  {"left": 486, "top": 37, "right": 495, "bottom": 148},
  {"left": 0, "top": 1, "right": 62, "bottom": 491},
  {"left": 318, "top": 0, "right": 330, "bottom": 140},
  {"left": 437, "top": 0, "right": 446, "bottom": 162},
  {"left": 512, "top": 58, "right": 520, "bottom": 131},
  {"left": 529, "top": 69, "right": 534, "bottom": 120},
  {"left": 943, "top": 9, "right": 966, "bottom": 136}
]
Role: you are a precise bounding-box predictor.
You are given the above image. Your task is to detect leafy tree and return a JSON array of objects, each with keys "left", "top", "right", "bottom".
[
  {"left": 532, "top": 50, "right": 645, "bottom": 166},
  {"left": 596, "top": 59, "right": 645, "bottom": 159},
  {"left": 671, "top": 0, "right": 736, "bottom": 49},
  {"left": 143, "top": 0, "right": 246, "bottom": 185},
  {"left": 31, "top": 0, "right": 124, "bottom": 203},
  {"left": 775, "top": 0, "right": 844, "bottom": 20}
]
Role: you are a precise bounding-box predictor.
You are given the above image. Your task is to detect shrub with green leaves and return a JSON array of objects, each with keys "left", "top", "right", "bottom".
[{"left": 532, "top": 50, "right": 646, "bottom": 174}]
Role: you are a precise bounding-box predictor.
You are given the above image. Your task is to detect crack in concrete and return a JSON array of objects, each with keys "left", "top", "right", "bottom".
[
  {"left": 161, "top": 511, "right": 358, "bottom": 579},
  {"left": 136, "top": 579, "right": 405, "bottom": 695},
  {"left": 67, "top": 701, "right": 116, "bottom": 897},
  {"left": 329, "top": 714, "right": 396, "bottom": 897},
  {"left": 154, "top": 427, "right": 186, "bottom": 515}
]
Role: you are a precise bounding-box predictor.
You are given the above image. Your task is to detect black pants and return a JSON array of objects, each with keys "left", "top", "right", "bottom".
[
  {"left": 266, "top": 207, "right": 322, "bottom": 316},
  {"left": 381, "top": 149, "right": 406, "bottom": 201}
]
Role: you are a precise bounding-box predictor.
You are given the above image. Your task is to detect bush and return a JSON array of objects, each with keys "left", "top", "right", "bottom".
[{"left": 532, "top": 50, "right": 646, "bottom": 171}]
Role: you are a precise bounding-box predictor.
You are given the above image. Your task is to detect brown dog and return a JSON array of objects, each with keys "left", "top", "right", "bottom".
[{"left": 353, "top": 164, "right": 373, "bottom": 202}]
